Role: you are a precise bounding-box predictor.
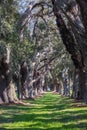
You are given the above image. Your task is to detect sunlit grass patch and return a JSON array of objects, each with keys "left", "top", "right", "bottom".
[{"left": 0, "top": 93, "right": 87, "bottom": 130}]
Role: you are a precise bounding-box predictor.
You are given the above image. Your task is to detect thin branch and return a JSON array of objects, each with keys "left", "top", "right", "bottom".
[{"left": 38, "top": 53, "right": 62, "bottom": 71}]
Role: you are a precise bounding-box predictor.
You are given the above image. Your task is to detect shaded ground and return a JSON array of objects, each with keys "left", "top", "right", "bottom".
[{"left": 0, "top": 93, "right": 87, "bottom": 130}]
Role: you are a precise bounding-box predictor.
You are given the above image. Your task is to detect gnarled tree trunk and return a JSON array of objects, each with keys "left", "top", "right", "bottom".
[
  {"left": 52, "top": 0, "right": 87, "bottom": 102},
  {"left": 0, "top": 45, "right": 11, "bottom": 104},
  {"left": 0, "top": 46, "right": 18, "bottom": 104}
]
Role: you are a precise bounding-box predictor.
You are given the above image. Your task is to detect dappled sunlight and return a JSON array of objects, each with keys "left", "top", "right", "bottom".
[
  {"left": 0, "top": 0, "right": 87, "bottom": 129},
  {"left": 0, "top": 93, "right": 87, "bottom": 130}
]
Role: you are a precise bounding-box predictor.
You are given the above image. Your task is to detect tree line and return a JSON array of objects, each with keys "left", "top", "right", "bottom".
[{"left": 0, "top": 0, "right": 87, "bottom": 104}]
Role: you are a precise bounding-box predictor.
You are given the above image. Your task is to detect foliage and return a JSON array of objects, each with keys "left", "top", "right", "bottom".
[
  {"left": 0, "top": 0, "right": 74, "bottom": 89},
  {"left": 11, "top": 38, "right": 35, "bottom": 73},
  {"left": 0, "top": 0, "right": 18, "bottom": 44},
  {"left": 0, "top": 0, "right": 35, "bottom": 74}
]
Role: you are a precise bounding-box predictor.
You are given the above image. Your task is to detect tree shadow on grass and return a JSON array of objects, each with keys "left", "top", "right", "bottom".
[
  {"left": 0, "top": 109, "right": 87, "bottom": 129},
  {"left": 0, "top": 94, "right": 87, "bottom": 129},
  {"left": 8, "top": 128, "right": 46, "bottom": 130},
  {"left": 0, "top": 128, "right": 6, "bottom": 130}
]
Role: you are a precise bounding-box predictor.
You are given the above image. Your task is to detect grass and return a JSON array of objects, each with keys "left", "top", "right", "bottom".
[{"left": 0, "top": 93, "right": 87, "bottom": 130}]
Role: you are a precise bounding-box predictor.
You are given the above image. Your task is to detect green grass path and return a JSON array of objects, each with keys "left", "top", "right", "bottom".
[{"left": 0, "top": 93, "right": 87, "bottom": 130}]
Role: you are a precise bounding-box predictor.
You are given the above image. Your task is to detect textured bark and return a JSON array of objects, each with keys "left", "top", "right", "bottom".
[
  {"left": 62, "top": 68, "right": 70, "bottom": 96},
  {"left": 75, "top": 0, "right": 87, "bottom": 71},
  {"left": 52, "top": 1, "right": 83, "bottom": 69},
  {"left": 73, "top": 69, "right": 87, "bottom": 102},
  {"left": 76, "top": 0, "right": 87, "bottom": 33},
  {"left": 52, "top": 0, "right": 87, "bottom": 101},
  {"left": 0, "top": 46, "right": 17, "bottom": 104},
  {"left": 72, "top": 69, "right": 79, "bottom": 98},
  {"left": 20, "top": 61, "right": 28, "bottom": 99},
  {"left": 79, "top": 70, "right": 87, "bottom": 102}
]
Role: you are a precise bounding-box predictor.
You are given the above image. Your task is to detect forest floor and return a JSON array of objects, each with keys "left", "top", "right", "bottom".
[{"left": 0, "top": 93, "right": 87, "bottom": 130}]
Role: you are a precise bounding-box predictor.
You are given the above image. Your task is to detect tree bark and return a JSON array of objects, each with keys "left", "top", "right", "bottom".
[
  {"left": 73, "top": 68, "right": 87, "bottom": 102},
  {"left": 76, "top": 0, "right": 87, "bottom": 33},
  {"left": 52, "top": 0, "right": 87, "bottom": 102},
  {"left": 72, "top": 69, "right": 79, "bottom": 99},
  {"left": 0, "top": 46, "right": 18, "bottom": 104},
  {"left": 79, "top": 70, "right": 87, "bottom": 102}
]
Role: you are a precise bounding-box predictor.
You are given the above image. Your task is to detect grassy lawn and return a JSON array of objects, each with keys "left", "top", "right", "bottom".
[{"left": 0, "top": 93, "right": 87, "bottom": 130}]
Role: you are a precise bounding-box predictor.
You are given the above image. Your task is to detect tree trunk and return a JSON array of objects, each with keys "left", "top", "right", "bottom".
[
  {"left": 20, "top": 61, "right": 28, "bottom": 99},
  {"left": 0, "top": 46, "right": 11, "bottom": 104},
  {"left": 79, "top": 70, "right": 87, "bottom": 102},
  {"left": 76, "top": 0, "right": 87, "bottom": 33},
  {"left": 72, "top": 68, "right": 87, "bottom": 102},
  {"left": 72, "top": 69, "right": 79, "bottom": 99},
  {"left": 0, "top": 46, "right": 18, "bottom": 104},
  {"left": 52, "top": 0, "right": 87, "bottom": 102},
  {"left": 0, "top": 78, "right": 9, "bottom": 104}
]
